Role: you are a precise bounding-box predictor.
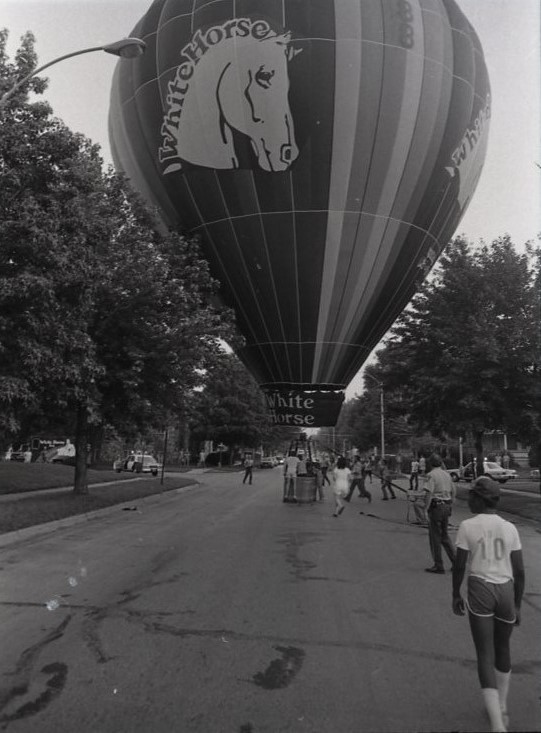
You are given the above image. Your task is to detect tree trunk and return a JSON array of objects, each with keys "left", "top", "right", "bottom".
[
  {"left": 73, "top": 401, "right": 89, "bottom": 495},
  {"left": 474, "top": 429, "right": 485, "bottom": 478}
]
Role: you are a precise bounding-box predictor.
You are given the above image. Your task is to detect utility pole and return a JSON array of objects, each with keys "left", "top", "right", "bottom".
[{"left": 365, "top": 371, "right": 385, "bottom": 460}]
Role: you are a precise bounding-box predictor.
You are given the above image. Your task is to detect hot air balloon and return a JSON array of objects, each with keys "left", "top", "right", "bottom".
[{"left": 109, "top": 0, "right": 490, "bottom": 427}]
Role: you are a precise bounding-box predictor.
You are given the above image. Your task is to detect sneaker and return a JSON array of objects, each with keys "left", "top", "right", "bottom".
[{"left": 425, "top": 566, "right": 445, "bottom": 574}]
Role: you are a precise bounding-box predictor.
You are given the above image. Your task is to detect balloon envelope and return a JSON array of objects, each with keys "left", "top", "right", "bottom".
[{"left": 109, "top": 0, "right": 490, "bottom": 425}]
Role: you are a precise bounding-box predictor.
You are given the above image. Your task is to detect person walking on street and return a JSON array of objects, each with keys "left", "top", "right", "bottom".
[
  {"left": 320, "top": 456, "right": 331, "bottom": 486},
  {"left": 345, "top": 456, "right": 372, "bottom": 503},
  {"left": 419, "top": 455, "right": 426, "bottom": 476},
  {"left": 379, "top": 459, "right": 396, "bottom": 500},
  {"left": 362, "top": 458, "right": 372, "bottom": 484},
  {"left": 283, "top": 451, "right": 300, "bottom": 503},
  {"left": 332, "top": 456, "right": 351, "bottom": 517},
  {"left": 452, "top": 477, "right": 525, "bottom": 733},
  {"left": 410, "top": 457, "right": 420, "bottom": 490},
  {"left": 242, "top": 455, "right": 254, "bottom": 485},
  {"left": 313, "top": 462, "right": 324, "bottom": 501},
  {"left": 424, "top": 454, "right": 456, "bottom": 573}
]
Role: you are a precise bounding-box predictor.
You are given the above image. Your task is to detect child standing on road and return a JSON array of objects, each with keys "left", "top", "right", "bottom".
[
  {"left": 452, "top": 477, "right": 525, "bottom": 732},
  {"left": 332, "top": 456, "right": 351, "bottom": 517}
]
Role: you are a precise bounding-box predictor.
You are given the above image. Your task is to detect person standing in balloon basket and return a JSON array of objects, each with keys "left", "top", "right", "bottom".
[
  {"left": 331, "top": 456, "right": 351, "bottom": 517},
  {"left": 242, "top": 455, "right": 253, "bottom": 485},
  {"left": 345, "top": 455, "right": 371, "bottom": 503},
  {"left": 379, "top": 459, "right": 396, "bottom": 500},
  {"left": 424, "top": 454, "right": 455, "bottom": 573},
  {"left": 452, "top": 477, "right": 524, "bottom": 733},
  {"left": 283, "top": 451, "right": 300, "bottom": 503}
]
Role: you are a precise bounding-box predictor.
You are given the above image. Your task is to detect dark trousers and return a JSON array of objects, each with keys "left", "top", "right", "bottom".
[
  {"left": 380, "top": 478, "right": 396, "bottom": 499},
  {"left": 346, "top": 477, "right": 371, "bottom": 501},
  {"left": 242, "top": 466, "right": 253, "bottom": 484},
  {"left": 321, "top": 467, "right": 330, "bottom": 485},
  {"left": 428, "top": 503, "right": 455, "bottom": 569},
  {"left": 409, "top": 472, "right": 419, "bottom": 490}
]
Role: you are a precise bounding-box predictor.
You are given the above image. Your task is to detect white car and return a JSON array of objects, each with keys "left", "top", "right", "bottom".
[
  {"left": 113, "top": 454, "right": 161, "bottom": 476},
  {"left": 447, "top": 461, "right": 517, "bottom": 484}
]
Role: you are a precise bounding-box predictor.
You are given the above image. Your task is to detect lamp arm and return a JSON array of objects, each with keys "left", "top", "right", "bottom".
[{"left": 0, "top": 46, "right": 104, "bottom": 107}]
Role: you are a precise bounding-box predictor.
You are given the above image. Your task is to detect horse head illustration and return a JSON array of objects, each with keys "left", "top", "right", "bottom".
[{"left": 173, "top": 31, "right": 301, "bottom": 171}]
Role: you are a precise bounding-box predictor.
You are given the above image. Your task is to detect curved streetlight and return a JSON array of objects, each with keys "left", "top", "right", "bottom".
[{"left": 0, "top": 37, "right": 146, "bottom": 109}]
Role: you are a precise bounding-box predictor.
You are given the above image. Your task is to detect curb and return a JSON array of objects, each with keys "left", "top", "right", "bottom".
[{"left": 0, "top": 482, "right": 198, "bottom": 549}]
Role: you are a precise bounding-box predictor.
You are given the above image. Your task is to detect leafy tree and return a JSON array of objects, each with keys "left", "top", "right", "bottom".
[
  {"left": 368, "top": 236, "right": 539, "bottom": 469},
  {"left": 189, "top": 351, "right": 294, "bottom": 456},
  {"left": 0, "top": 30, "right": 234, "bottom": 491}
]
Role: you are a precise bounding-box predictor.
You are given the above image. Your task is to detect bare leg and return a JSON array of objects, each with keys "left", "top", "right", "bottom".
[
  {"left": 469, "top": 613, "right": 506, "bottom": 731},
  {"left": 494, "top": 618, "right": 514, "bottom": 727}
]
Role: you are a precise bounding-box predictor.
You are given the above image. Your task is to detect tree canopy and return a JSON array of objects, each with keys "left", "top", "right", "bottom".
[
  {"left": 0, "top": 30, "right": 236, "bottom": 490},
  {"left": 336, "top": 235, "right": 541, "bottom": 462},
  {"left": 189, "top": 351, "right": 295, "bottom": 455}
]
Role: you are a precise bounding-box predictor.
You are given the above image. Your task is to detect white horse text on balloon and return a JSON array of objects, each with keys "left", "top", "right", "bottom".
[{"left": 159, "top": 18, "right": 302, "bottom": 173}]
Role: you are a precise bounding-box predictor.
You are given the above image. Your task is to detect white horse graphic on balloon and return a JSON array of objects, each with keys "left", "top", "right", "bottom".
[{"left": 171, "top": 32, "right": 302, "bottom": 172}]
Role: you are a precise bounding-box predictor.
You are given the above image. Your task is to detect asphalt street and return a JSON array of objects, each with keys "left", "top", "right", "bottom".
[{"left": 0, "top": 468, "right": 540, "bottom": 733}]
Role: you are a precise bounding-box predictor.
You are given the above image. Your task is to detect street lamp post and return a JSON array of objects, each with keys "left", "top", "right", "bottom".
[
  {"left": 379, "top": 385, "right": 385, "bottom": 461},
  {"left": 0, "top": 38, "right": 146, "bottom": 109}
]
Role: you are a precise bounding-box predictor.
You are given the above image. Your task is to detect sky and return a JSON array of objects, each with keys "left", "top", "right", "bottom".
[{"left": 2, "top": 0, "right": 540, "bottom": 399}]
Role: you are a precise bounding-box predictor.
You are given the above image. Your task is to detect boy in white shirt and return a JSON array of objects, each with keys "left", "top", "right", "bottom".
[{"left": 452, "top": 477, "right": 525, "bottom": 732}]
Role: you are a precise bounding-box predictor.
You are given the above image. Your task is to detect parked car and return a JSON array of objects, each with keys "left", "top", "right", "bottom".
[
  {"left": 447, "top": 461, "right": 517, "bottom": 484},
  {"left": 9, "top": 444, "right": 31, "bottom": 462},
  {"left": 113, "top": 454, "right": 161, "bottom": 476},
  {"left": 274, "top": 456, "right": 284, "bottom": 465},
  {"left": 260, "top": 456, "right": 276, "bottom": 469}
]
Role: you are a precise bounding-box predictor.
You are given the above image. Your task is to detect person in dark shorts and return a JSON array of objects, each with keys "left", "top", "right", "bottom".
[{"left": 452, "top": 477, "right": 525, "bottom": 733}]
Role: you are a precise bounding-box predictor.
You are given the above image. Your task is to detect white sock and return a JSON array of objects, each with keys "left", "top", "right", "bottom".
[
  {"left": 495, "top": 670, "right": 511, "bottom": 721},
  {"left": 482, "top": 688, "right": 506, "bottom": 732}
]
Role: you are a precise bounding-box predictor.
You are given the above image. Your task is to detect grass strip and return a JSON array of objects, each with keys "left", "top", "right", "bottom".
[{"left": 0, "top": 477, "right": 195, "bottom": 534}]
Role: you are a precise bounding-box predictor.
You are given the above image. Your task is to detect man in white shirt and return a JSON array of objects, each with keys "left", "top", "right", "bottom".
[
  {"left": 283, "top": 451, "right": 300, "bottom": 503},
  {"left": 424, "top": 454, "right": 456, "bottom": 574},
  {"left": 452, "top": 477, "right": 525, "bottom": 733}
]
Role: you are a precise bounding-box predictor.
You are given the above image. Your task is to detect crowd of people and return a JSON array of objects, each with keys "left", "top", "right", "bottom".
[{"left": 277, "top": 449, "right": 525, "bottom": 733}]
